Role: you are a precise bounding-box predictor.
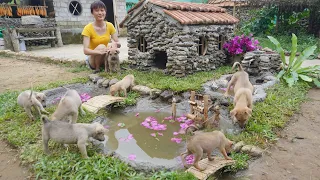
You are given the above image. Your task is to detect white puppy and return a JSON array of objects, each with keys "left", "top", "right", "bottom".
[
  {"left": 51, "top": 89, "right": 85, "bottom": 124},
  {"left": 17, "top": 90, "right": 49, "bottom": 120}
]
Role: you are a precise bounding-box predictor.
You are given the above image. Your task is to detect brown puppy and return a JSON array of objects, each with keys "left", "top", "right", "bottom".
[
  {"left": 225, "top": 62, "right": 253, "bottom": 128},
  {"left": 109, "top": 74, "right": 135, "bottom": 97},
  {"left": 105, "top": 48, "right": 120, "bottom": 73},
  {"left": 180, "top": 131, "right": 233, "bottom": 171}
]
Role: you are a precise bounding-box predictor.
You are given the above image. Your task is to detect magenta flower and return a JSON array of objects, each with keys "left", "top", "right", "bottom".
[
  {"left": 180, "top": 123, "right": 189, "bottom": 130},
  {"left": 173, "top": 132, "right": 179, "bottom": 136},
  {"left": 79, "top": 93, "right": 91, "bottom": 102},
  {"left": 185, "top": 154, "right": 195, "bottom": 164},
  {"left": 155, "top": 109, "right": 160, "bottom": 113},
  {"left": 127, "top": 134, "right": 134, "bottom": 140},
  {"left": 128, "top": 154, "right": 136, "bottom": 161},
  {"left": 223, "top": 34, "right": 259, "bottom": 55},
  {"left": 151, "top": 133, "right": 156, "bottom": 137},
  {"left": 157, "top": 132, "right": 163, "bottom": 136},
  {"left": 164, "top": 116, "right": 173, "bottom": 120},
  {"left": 171, "top": 137, "right": 182, "bottom": 144}
]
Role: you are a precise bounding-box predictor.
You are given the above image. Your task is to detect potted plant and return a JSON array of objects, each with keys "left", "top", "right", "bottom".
[{"left": 223, "top": 34, "right": 260, "bottom": 63}]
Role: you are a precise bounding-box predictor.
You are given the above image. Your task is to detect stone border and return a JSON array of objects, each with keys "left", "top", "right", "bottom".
[{"left": 0, "top": 50, "right": 85, "bottom": 66}]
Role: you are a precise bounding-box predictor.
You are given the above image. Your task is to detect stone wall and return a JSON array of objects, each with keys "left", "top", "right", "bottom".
[
  {"left": 242, "top": 50, "right": 281, "bottom": 76},
  {"left": 126, "top": 5, "right": 234, "bottom": 77}
]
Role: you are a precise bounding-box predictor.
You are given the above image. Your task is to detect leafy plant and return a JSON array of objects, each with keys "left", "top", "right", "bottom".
[
  {"left": 268, "top": 33, "right": 320, "bottom": 87},
  {"left": 223, "top": 34, "right": 260, "bottom": 56}
]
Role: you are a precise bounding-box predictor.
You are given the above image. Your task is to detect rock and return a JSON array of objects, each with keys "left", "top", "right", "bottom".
[
  {"left": 102, "top": 79, "right": 110, "bottom": 87},
  {"left": 97, "top": 78, "right": 106, "bottom": 87},
  {"left": 210, "top": 82, "right": 219, "bottom": 90},
  {"left": 109, "top": 78, "right": 119, "bottom": 86},
  {"left": 150, "top": 89, "right": 162, "bottom": 99},
  {"left": 160, "top": 90, "right": 173, "bottom": 101},
  {"left": 317, "top": 54, "right": 320, "bottom": 59},
  {"left": 89, "top": 74, "right": 99, "bottom": 81},
  {"left": 250, "top": 146, "right": 263, "bottom": 157},
  {"left": 21, "top": 15, "right": 43, "bottom": 25},
  {"left": 93, "top": 76, "right": 102, "bottom": 83},
  {"left": 132, "top": 85, "right": 152, "bottom": 95},
  {"left": 240, "top": 145, "right": 254, "bottom": 154},
  {"left": 233, "top": 141, "right": 245, "bottom": 152},
  {"left": 262, "top": 47, "right": 273, "bottom": 52},
  {"left": 169, "top": 95, "right": 183, "bottom": 103}
]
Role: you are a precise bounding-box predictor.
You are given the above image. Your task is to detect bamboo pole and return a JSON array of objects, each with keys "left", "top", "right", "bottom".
[
  {"left": 190, "top": 91, "right": 195, "bottom": 114},
  {"left": 203, "top": 95, "right": 209, "bottom": 122}
]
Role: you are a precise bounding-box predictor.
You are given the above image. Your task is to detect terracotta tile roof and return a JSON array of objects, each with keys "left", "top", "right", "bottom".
[
  {"left": 149, "top": 0, "right": 226, "bottom": 12},
  {"left": 120, "top": 0, "right": 239, "bottom": 27},
  {"left": 163, "top": 9, "right": 239, "bottom": 24}
]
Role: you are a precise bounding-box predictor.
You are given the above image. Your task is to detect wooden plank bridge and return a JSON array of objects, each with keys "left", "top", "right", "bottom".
[
  {"left": 186, "top": 157, "right": 235, "bottom": 180},
  {"left": 82, "top": 95, "right": 125, "bottom": 113}
]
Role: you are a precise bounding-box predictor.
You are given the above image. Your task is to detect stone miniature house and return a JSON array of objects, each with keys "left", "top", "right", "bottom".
[{"left": 120, "top": 0, "right": 239, "bottom": 77}]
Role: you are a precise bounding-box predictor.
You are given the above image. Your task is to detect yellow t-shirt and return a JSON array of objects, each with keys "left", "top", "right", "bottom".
[{"left": 81, "top": 22, "right": 116, "bottom": 50}]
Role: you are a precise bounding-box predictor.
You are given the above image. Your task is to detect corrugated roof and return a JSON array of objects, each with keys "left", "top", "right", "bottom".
[{"left": 119, "top": 0, "right": 239, "bottom": 27}]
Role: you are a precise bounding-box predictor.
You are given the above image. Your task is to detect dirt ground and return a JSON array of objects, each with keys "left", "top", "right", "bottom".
[
  {"left": 0, "top": 57, "right": 88, "bottom": 180},
  {"left": 0, "top": 56, "right": 319, "bottom": 180},
  {"left": 0, "top": 57, "right": 87, "bottom": 93},
  {"left": 242, "top": 88, "right": 320, "bottom": 180}
]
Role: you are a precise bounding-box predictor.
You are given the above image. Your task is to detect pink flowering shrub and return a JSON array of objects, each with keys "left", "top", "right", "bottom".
[{"left": 223, "top": 34, "right": 260, "bottom": 55}]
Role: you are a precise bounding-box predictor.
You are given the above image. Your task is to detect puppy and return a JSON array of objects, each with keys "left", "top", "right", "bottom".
[
  {"left": 109, "top": 74, "right": 135, "bottom": 97},
  {"left": 51, "top": 88, "right": 85, "bottom": 124},
  {"left": 17, "top": 90, "right": 49, "bottom": 120},
  {"left": 41, "top": 115, "right": 108, "bottom": 158},
  {"left": 225, "top": 62, "right": 253, "bottom": 128},
  {"left": 105, "top": 48, "right": 120, "bottom": 73},
  {"left": 180, "top": 131, "right": 233, "bottom": 171}
]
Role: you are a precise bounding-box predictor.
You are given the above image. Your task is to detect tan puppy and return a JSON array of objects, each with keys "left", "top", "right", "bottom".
[
  {"left": 41, "top": 115, "right": 108, "bottom": 158},
  {"left": 225, "top": 62, "right": 253, "bottom": 128},
  {"left": 51, "top": 89, "right": 85, "bottom": 124},
  {"left": 180, "top": 131, "right": 233, "bottom": 171},
  {"left": 105, "top": 48, "right": 120, "bottom": 73},
  {"left": 109, "top": 74, "right": 135, "bottom": 97},
  {"left": 17, "top": 90, "right": 49, "bottom": 120}
]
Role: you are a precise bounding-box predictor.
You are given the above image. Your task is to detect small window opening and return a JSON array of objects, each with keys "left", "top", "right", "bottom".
[
  {"left": 218, "top": 35, "right": 226, "bottom": 50},
  {"left": 198, "top": 36, "right": 208, "bottom": 56},
  {"left": 138, "top": 36, "right": 147, "bottom": 52}
]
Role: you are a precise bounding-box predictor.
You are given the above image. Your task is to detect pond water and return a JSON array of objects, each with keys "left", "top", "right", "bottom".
[{"left": 103, "top": 111, "right": 186, "bottom": 169}]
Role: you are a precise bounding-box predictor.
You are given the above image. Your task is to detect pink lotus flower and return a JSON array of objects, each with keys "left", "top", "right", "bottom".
[
  {"left": 180, "top": 123, "right": 189, "bottom": 130},
  {"left": 150, "top": 133, "right": 156, "bottom": 137},
  {"left": 135, "top": 113, "right": 139, "bottom": 117},
  {"left": 176, "top": 116, "right": 187, "bottom": 122},
  {"left": 128, "top": 154, "right": 136, "bottom": 161},
  {"left": 173, "top": 132, "right": 179, "bottom": 136},
  {"left": 164, "top": 116, "right": 173, "bottom": 120},
  {"left": 171, "top": 137, "right": 182, "bottom": 144},
  {"left": 127, "top": 134, "right": 134, "bottom": 140},
  {"left": 185, "top": 119, "right": 194, "bottom": 125}
]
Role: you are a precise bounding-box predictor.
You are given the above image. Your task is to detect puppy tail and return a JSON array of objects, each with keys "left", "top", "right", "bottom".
[
  {"left": 29, "top": 90, "right": 33, "bottom": 99},
  {"left": 232, "top": 62, "right": 243, "bottom": 71},
  {"left": 41, "top": 115, "right": 50, "bottom": 124}
]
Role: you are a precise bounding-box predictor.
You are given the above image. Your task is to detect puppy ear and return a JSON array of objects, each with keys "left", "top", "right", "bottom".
[
  {"left": 230, "top": 109, "right": 237, "bottom": 117},
  {"left": 245, "top": 107, "right": 252, "bottom": 116}
]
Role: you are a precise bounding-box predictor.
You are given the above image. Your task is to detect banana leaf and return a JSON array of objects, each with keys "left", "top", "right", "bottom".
[
  {"left": 292, "top": 45, "right": 317, "bottom": 71},
  {"left": 267, "top": 36, "right": 286, "bottom": 65},
  {"left": 288, "top": 34, "right": 297, "bottom": 68}
]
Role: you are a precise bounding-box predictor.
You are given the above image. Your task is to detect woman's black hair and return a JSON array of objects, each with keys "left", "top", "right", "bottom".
[{"left": 90, "top": 1, "right": 107, "bottom": 13}]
